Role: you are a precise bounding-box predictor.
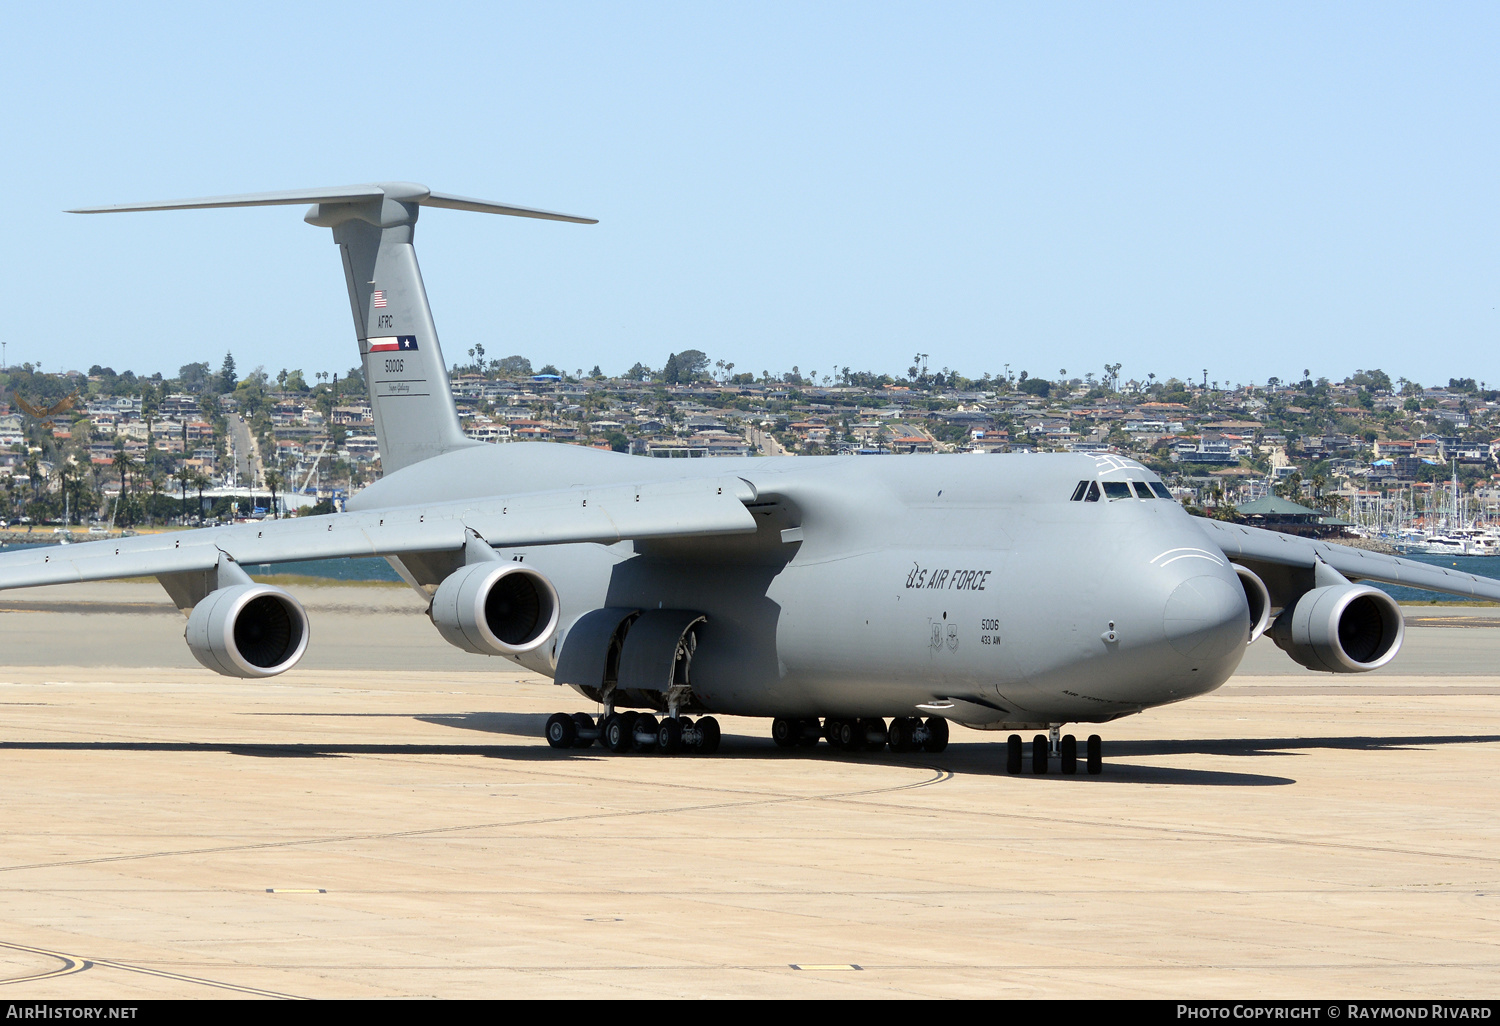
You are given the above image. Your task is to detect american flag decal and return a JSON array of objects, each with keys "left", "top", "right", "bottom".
[{"left": 372, "top": 290, "right": 387, "bottom": 308}]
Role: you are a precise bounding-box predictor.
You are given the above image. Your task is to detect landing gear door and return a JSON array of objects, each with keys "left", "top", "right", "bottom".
[
  {"left": 554, "top": 607, "right": 641, "bottom": 697},
  {"left": 617, "top": 610, "right": 707, "bottom": 693}
]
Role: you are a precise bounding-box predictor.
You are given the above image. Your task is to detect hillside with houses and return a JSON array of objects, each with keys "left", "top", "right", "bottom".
[{"left": 2, "top": 351, "right": 1497, "bottom": 551}]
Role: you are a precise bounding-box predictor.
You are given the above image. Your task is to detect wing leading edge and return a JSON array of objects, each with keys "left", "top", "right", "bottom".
[
  {"left": 1196, "top": 517, "right": 1500, "bottom": 603},
  {"left": 0, "top": 477, "right": 758, "bottom": 592}
]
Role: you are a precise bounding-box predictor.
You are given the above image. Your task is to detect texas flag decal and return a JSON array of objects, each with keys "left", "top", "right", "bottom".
[{"left": 368, "top": 336, "right": 419, "bottom": 353}]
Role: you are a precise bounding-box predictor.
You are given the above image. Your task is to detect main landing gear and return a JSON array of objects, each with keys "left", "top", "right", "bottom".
[
  {"left": 1006, "top": 730, "right": 1102, "bottom": 775},
  {"left": 770, "top": 716, "right": 949, "bottom": 754},
  {"left": 545, "top": 711, "right": 722, "bottom": 755}
]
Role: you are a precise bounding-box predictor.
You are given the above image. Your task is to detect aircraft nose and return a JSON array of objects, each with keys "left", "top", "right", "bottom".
[{"left": 1162, "top": 575, "right": 1247, "bottom": 663}]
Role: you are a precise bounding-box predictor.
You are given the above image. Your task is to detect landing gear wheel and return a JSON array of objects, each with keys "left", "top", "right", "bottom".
[
  {"left": 888, "top": 717, "right": 913, "bottom": 753},
  {"left": 1060, "top": 734, "right": 1077, "bottom": 775},
  {"left": 571, "top": 712, "right": 596, "bottom": 748},
  {"left": 922, "top": 716, "right": 949, "bottom": 753},
  {"left": 796, "top": 720, "right": 821, "bottom": 747},
  {"left": 1032, "top": 734, "right": 1049, "bottom": 774},
  {"left": 771, "top": 718, "right": 797, "bottom": 749},
  {"left": 658, "top": 717, "right": 683, "bottom": 754},
  {"left": 545, "top": 713, "right": 576, "bottom": 750},
  {"left": 694, "top": 716, "right": 721, "bottom": 755},
  {"left": 861, "top": 718, "right": 888, "bottom": 752},
  {"left": 1006, "top": 734, "right": 1023, "bottom": 774},
  {"left": 1087, "top": 734, "right": 1102, "bottom": 775},
  {"left": 633, "top": 714, "right": 659, "bottom": 752},
  {"left": 835, "top": 719, "right": 858, "bottom": 751},
  {"left": 603, "top": 713, "right": 633, "bottom": 753}
]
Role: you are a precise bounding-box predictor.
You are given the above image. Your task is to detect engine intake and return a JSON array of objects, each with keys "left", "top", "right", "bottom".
[
  {"left": 430, "top": 562, "right": 560, "bottom": 656},
  {"left": 1270, "top": 583, "right": 1404, "bottom": 673},
  {"left": 1234, "top": 564, "right": 1272, "bottom": 643},
  {"left": 185, "top": 583, "right": 310, "bottom": 678}
]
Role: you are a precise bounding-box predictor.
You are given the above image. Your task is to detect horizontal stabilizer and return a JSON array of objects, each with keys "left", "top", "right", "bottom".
[
  {"left": 68, "top": 182, "right": 597, "bottom": 223},
  {"left": 420, "top": 191, "right": 598, "bottom": 223}
]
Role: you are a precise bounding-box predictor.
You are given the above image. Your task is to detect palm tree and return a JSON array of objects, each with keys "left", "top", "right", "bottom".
[
  {"left": 264, "top": 469, "right": 283, "bottom": 519},
  {"left": 145, "top": 471, "right": 163, "bottom": 527},
  {"left": 175, "top": 465, "right": 193, "bottom": 522},
  {"left": 191, "top": 469, "right": 211, "bottom": 524}
]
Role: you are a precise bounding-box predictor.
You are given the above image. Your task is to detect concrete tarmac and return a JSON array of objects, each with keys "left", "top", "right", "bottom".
[{"left": 0, "top": 582, "right": 1496, "bottom": 999}]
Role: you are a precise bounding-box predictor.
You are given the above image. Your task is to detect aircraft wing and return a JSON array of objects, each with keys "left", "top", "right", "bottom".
[
  {"left": 0, "top": 476, "right": 758, "bottom": 591},
  {"left": 1195, "top": 517, "right": 1500, "bottom": 602}
]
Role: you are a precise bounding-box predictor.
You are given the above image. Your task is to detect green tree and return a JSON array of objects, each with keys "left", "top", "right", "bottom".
[
  {"left": 264, "top": 469, "right": 283, "bottom": 519},
  {"left": 496, "top": 355, "right": 532, "bottom": 378},
  {"left": 178, "top": 361, "right": 212, "bottom": 392}
]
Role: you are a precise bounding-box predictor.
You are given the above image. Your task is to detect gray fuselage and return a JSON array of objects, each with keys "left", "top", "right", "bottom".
[{"left": 351, "top": 443, "right": 1250, "bottom": 726}]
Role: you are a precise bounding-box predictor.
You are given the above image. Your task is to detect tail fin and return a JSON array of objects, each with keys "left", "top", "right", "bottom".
[{"left": 70, "top": 182, "right": 596, "bottom": 474}]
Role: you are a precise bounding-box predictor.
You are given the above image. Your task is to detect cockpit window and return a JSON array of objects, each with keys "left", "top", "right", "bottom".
[
  {"left": 1084, "top": 481, "right": 1100, "bottom": 502},
  {"left": 1129, "top": 481, "right": 1155, "bottom": 498},
  {"left": 1101, "top": 481, "right": 1132, "bottom": 501},
  {"left": 1070, "top": 481, "right": 1089, "bottom": 501},
  {"left": 1148, "top": 481, "right": 1173, "bottom": 500}
]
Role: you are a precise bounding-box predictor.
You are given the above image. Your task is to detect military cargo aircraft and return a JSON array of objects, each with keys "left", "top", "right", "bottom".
[{"left": 4, "top": 182, "right": 1498, "bottom": 775}]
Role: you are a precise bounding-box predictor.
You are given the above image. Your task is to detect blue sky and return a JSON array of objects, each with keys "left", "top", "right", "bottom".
[{"left": 3, "top": 2, "right": 1497, "bottom": 388}]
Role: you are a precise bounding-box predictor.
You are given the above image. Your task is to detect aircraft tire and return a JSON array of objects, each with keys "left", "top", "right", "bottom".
[
  {"left": 1006, "top": 734, "right": 1022, "bottom": 774},
  {"left": 658, "top": 717, "right": 683, "bottom": 754},
  {"left": 836, "top": 720, "right": 859, "bottom": 750},
  {"left": 545, "top": 713, "right": 576, "bottom": 750},
  {"left": 796, "top": 720, "right": 821, "bottom": 747},
  {"left": 922, "top": 716, "right": 949, "bottom": 753},
  {"left": 571, "top": 712, "right": 596, "bottom": 748},
  {"left": 603, "top": 713, "right": 633, "bottom": 753},
  {"left": 1087, "top": 734, "right": 1102, "bottom": 775},
  {"left": 771, "top": 718, "right": 797, "bottom": 748},
  {"left": 633, "top": 714, "right": 659, "bottom": 752},
  {"left": 862, "top": 718, "right": 887, "bottom": 752},
  {"left": 887, "top": 717, "right": 912, "bottom": 753},
  {"left": 823, "top": 718, "right": 844, "bottom": 750},
  {"left": 695, "top": 716, "right": 721, "bottom": 755},
  {"left": 1032, "top": 734, "right": 1049, "bottom": 774},
  {"left": 1060, "top": 734, "right": 1077, "bottom": 774}
]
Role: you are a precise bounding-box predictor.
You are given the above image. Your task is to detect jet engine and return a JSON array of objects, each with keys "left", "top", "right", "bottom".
[
  {"left": 185, "top": 583, "right": 310, "bottom": 678},
  {"left": 1233, "top": 564, "right": 1273, "bottom": 643},
  {"left": 430, "top": 562, "right": 560, "bottom": 656},
  {"left": 1269, "top": 583, "right": 1404, "bottom": 673}
]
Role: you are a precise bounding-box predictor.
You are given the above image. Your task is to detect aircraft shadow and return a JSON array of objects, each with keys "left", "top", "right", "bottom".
[
  {"left": 697, "top": 741, "right": 1296, "bottom": 786},
  {"left": 11, "top": 725, "right": 1484, "bottom": 786},
  {"left": 1105, "top": 734, "right": 1500, "bottom": 758},
  {"left": 412, "top": 714, "right": 1288, "bottom": 784},
  {"left": 0, "top": 739, "right": 564, "bottom": 762}
]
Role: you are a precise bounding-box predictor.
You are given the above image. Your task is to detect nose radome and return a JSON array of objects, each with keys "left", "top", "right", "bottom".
[{"left": 1162, "top": 575, "right": 1248, "bottom": 661}]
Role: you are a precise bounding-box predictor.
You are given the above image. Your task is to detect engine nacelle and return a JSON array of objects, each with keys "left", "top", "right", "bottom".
[
  {"left": 1270, "top": 583, "right": 1404, "bottom": 673},
  {"left": 185, "top": 583, "right": 310, "bottom": 678},
  {"left": 1234, "top": 564, "right": 1273, "bottom": 643},
  {"left": 430, "top": 562, "right": 560, "bottom": 656}
]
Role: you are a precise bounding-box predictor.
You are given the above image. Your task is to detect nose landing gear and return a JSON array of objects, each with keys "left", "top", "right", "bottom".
[{"left": 1006, "top": 731, "right": 1102, "bottom": 775}]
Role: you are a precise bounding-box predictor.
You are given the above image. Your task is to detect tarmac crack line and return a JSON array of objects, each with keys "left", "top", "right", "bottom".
[
  {"left": 0, "top": 767, "right": 953, "bottom": 875},
  {"left": 820, "top": 793, "right": 1500, "bottom": 866}
]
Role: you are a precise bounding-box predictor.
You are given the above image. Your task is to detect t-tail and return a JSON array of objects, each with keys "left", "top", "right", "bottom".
[{"left": 70, "top": 183, "right": 596, "bottom": 474}]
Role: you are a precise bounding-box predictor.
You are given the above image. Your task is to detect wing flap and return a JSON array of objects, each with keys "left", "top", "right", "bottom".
[
  {"left": 0, "top": 477, "right": 757, "bottom": 592},
  {"left": 1196, "top": 518, "right": 1500, "bottom": 602}
]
